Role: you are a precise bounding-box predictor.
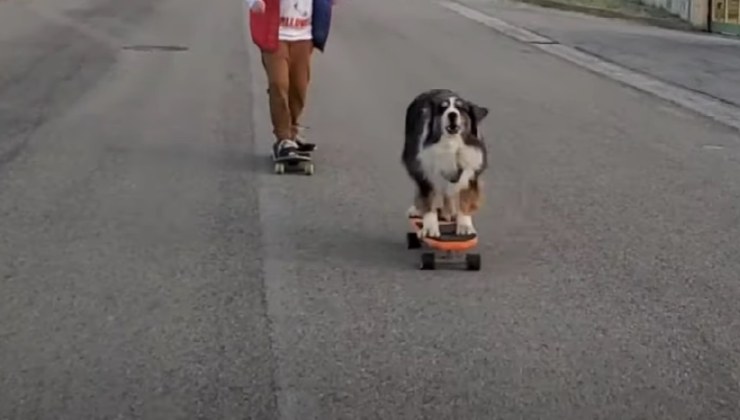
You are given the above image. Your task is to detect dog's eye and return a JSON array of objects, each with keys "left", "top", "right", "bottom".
[{"left": 440, "top": 100, "right": 449, "bottom": 109}]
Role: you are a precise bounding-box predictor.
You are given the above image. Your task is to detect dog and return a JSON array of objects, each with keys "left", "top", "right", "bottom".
[{"left": 401, "top": 89, "right": 489, "bottom": 238}]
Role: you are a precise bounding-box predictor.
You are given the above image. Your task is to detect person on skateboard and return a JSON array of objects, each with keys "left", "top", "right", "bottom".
[{"left": 245, "top": 0, "right": 335, "bottom": 159}]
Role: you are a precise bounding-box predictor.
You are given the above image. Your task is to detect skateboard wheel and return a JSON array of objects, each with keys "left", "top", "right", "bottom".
[
  {"left": 406, "top": 232, "right": 421, "bottom": 249},
  {"left": 304, "top": 163, "right": 314, "bottom": 176},
  {"left": 274, "top": 163, "right": 285, "bottom": 174},
  {"left": 465, "top": 253, "right": 481, "bottom": 271},
  {"left": 420, "top": 252, "right": 435, "bottom": 270}
]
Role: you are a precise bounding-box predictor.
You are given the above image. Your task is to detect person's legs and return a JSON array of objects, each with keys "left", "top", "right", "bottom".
[
  {"left": 287, "top": 40, "right": 313, "bottom": 138},
  {"left": 287, "top": 40, "right": 316, "bottom": 151},
  {"left": 261, "top": 42, "right": 294, "bottom": 149}
]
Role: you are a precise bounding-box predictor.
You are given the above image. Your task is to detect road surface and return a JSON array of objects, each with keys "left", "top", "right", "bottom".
[{"left": 1, "top": 0, "right": 740, "bottom": 418}]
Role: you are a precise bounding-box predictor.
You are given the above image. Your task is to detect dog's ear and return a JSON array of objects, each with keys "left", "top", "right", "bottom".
[
  {"left": 423, "top": 103, "right": 442, "bottom": 144},
  {"left": 417, "top": 102, "right": 435, "bottom": 144},
  {"left": 464, "top": 100, "right": 488, "bottom": 138},
  {"left": 471, "top": 103, "right": 489, "bottom": 123}
]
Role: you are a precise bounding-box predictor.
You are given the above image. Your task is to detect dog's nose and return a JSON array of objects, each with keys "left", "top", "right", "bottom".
[{"left": 447, "top": 112, "right": 459, "bottom": 124}]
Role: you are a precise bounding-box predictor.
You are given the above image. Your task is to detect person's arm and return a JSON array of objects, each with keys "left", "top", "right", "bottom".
[{"left": 245, "top": 0, "right": 265, "bottom": 12}]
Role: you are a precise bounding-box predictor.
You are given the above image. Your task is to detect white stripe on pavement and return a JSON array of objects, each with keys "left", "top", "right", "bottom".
[{"left": 440, "top": 1, "right": 740, "bottom": 132}]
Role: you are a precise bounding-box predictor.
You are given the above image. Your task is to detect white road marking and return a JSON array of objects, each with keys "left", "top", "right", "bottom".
[{"left": 439, "top": 1, "right": 740, "bottom": 133}]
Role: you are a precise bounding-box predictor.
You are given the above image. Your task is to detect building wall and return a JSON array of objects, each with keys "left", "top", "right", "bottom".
[
  {"left": 639, "top": 0, "right": 710, "bottom": 29},
  {"left": 641, "top": 0, "right": 692, "bottom": 20},
  {"left": 690, "top": 0, "right": 709, "bottom": 29}
]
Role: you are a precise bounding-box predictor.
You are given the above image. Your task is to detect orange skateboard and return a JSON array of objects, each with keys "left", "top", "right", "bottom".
[{"left": 407, "top": 215, "right": 481, "bottom": 271}]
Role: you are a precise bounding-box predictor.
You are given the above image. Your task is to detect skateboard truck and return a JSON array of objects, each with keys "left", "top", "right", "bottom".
[{"left": 272, "top": 151, "right": 314, "bottom": 176}]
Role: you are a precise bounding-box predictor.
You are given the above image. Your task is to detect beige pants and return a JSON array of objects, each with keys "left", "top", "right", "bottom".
[{"left": 261, "top": 40, "right": 314, "bottom": 141}]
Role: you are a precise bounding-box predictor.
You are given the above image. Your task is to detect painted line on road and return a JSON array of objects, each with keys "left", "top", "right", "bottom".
[
  {"left": 240, "top": 2, "right": 322, "bottom": 419},
  {"left": 440, "top": 1, "right": 740, "bottom": 132},
  {"left": 439, "top": 1, "right": 554, "bottom": 44}
]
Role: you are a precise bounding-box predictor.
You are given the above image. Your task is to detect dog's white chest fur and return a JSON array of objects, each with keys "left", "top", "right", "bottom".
[{"left": 418, "top": 134, "right": 482, "bottom": 190}]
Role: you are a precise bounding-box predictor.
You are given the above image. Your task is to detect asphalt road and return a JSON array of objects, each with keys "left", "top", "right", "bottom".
[{"left": 2, "top": 0, "right": 740, "bottom": 419}]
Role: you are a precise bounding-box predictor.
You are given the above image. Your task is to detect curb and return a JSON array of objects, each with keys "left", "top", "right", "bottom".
[
  {"left": 440, "top": 0, "right": 740, "bottom": 133},
  {"left": 511, "top": 0, "right": 696, "bottom": 32}
]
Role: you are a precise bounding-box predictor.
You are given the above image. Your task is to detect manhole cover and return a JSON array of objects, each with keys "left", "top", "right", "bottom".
[{"left": 122, "top": 45, "right": 189, "bottom": 52}]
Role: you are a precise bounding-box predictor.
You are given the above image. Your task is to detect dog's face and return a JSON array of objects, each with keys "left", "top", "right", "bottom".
[{"left": 429, "top": 93, "right": 489, "bottom": 139}]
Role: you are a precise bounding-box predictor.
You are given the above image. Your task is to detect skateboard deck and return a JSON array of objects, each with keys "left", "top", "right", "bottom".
[
  {"left": 408, "top": 216, "right": 478, "bottom": 250},
  {"left": 272, "top": 150, "right": 314, "bottom": 175},
  {"left": 407, "top": 215, "right": 481, "bottom": 270}
]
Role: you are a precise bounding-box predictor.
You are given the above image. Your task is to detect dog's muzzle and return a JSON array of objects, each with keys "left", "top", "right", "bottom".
[{"left": 445, "top": 112, "right": 461, "bottom": 134}]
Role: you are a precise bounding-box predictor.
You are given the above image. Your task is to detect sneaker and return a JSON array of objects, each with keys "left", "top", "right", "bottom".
[
  {"left": 295, "top": 137, "right": 317, "bottom": 153},
  {"left": 273, "top": 139, "right": 310, "bottom": 159},
  {"left": 294, "top": 128, "right": 317, "bottom": 152},
  {"left": 273, "top": 138, "right": 296, "bottom": 157}
]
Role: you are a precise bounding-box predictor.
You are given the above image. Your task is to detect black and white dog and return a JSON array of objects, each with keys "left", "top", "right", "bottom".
[{"left": 402, "top": 89, "right": 489, "bottom": 238}]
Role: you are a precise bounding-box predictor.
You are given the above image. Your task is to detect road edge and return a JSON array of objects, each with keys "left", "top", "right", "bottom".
[{"left": 439, "top": 0, "right": 740, "bottom": 133}]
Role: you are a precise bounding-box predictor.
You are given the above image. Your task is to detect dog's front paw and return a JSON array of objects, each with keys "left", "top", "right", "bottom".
[
  {"left": 456, "top": 214, "right": 476, "bottom": 236},
  {"left": 418, "top": 212, "right": 441, "bottom": 238}
]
